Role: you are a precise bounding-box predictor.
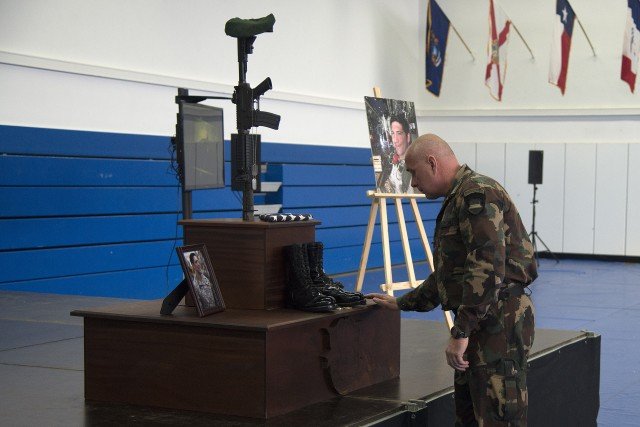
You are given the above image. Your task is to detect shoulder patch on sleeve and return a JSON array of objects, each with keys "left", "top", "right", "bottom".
[{"left": 463, "top": 188, "right": 485, "bottom": 215}]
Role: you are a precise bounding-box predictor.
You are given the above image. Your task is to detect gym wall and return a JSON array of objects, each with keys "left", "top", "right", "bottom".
[{"left": 1, "top": 0, "right": 638, "bottom": 298}]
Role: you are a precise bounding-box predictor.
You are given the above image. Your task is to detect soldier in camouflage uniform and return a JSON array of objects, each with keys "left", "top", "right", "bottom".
[{"left": 367, "top": 134, "right": 537, "bottom": 426}]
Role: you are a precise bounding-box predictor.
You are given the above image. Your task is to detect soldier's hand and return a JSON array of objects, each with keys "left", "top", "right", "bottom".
[
  {"left": 445, "top": 337, "right": 469, "bottom": 371},
  {"left": 365, "top": 293, "right": 399, "bottom": 310}
]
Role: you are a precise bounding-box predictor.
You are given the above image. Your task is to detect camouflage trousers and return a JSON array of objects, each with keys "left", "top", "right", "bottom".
[{"left": 454, "top": 293, "right": 535, "bottom": 427}]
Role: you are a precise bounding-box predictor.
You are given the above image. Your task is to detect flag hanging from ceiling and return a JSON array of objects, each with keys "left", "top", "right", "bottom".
[
  {"left": 549, "top": 0, "right": 576, "bottom": 94},
  {"left": 485, "top": 0, "right": 511, "bottom": 101},
  {"left": 622, "top": 0, "right": 640, "bottom": 92},
  {"left": 425, "top": 0, "right": 450, "bottom": 97}
]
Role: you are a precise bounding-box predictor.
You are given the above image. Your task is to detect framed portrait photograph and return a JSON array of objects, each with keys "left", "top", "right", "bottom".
[
  {"left": 176, "top": 244, "right": 225, "bottom": 317},
  {"left": 364, "top": 96, "right": 419, "bottom": 195}
]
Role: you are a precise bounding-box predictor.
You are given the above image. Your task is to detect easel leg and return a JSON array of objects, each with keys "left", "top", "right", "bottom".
[
  {"left": 379, "top": 198, "right": 394, "bottom": 295},
  {"left": 410, "top": 199, "right": 434, "bottom": 271},
  {"left": 356, "top": 198, "right": 379, "bottom": 292},
  {"left": 395, "top": 199, "right": 417, "bottom": 287},
  {"left": 444, "top": 311, "right": 454, "bottom": 330}
]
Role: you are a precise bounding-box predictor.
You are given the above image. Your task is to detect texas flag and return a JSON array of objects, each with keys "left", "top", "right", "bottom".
[
  {"left": 485, "top": 0, "right": 511, "bottom": 101},
  {"left": 549, "top": 0, "right": 576, "bottom": 94},
  {"left": 621, "top": 0, "right": 640, "bottom": 92},
  {"left": 426, "top": 0, "right": 450, "bottom": 97}
]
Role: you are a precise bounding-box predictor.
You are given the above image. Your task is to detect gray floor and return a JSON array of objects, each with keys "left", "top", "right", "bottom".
[
  {"left": 343, "top": 258, "right": 640, "bottom": 426},
  {"left": 0, "top": 258, "right": 636, "bottom": 425},
  {"left": 0, "top": 292, "right": 114, "bottom": 427}
]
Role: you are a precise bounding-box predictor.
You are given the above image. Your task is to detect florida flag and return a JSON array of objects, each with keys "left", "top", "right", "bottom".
[
  {"left": 426, "top": 0, "right": 450, "bottom": 97},
  {"left": 485, "top": 0, "right": 511, "bottom": 101},
  {"left": 622, "top": 0, "right": 640, "bottom": 92},
  {"left": 549, "top": 0, "right": 576, "bottom": 94}
]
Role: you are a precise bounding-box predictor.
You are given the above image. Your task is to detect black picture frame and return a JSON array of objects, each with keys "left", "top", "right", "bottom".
[{"left": 176, "top": 244, "right": 225, "bottom": 316}]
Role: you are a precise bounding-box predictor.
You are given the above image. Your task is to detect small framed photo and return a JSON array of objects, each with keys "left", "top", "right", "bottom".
[{"left": 176, "top": 244, "right": 225, "bottom": 317}]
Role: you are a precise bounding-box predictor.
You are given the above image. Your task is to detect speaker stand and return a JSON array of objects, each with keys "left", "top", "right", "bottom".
[{"left": 529, "top": 184, "right": 559, "bottom": 266}]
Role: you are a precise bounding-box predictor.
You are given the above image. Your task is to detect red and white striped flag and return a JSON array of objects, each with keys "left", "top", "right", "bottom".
[
  {"left": 549, "top": 0, "right": 576, "bottom": 94},
  {"left": 485, "top": 0, "right": 511, "bottom": 101},
  {"left": 622, "top": 0, "right": 640, "bottom": 92}
]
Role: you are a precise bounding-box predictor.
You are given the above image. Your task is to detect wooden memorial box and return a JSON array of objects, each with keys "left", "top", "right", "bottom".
[
  {"left": 179, "top": 218, "right": 318, "bottom": 310},
  {"left": 72, "top": 301, "right": 400, "bottom": 418},
  {"left": 73, "top": 217, "right": 401, "bottom": 419}
]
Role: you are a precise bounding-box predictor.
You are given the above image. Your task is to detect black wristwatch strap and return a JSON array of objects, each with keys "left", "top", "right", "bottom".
[{"left": 450, "top": 325, "right": 468, "bottom": 339}]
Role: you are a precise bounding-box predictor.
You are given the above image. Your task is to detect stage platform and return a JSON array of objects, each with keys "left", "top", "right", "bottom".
[
  {"left": 73, "top": 306, "right": 599, "bottom": 426},
  {"left": 2, "top": 259, "right": 629, "bottom": 425},
  {"left": 0, "top": 290, "right": 600, "bottom": 426}
]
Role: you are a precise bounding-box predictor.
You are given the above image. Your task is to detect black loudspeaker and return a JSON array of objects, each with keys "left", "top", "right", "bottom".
[{"left": 528, "top": 150, "right": 543, "bottom": 185}]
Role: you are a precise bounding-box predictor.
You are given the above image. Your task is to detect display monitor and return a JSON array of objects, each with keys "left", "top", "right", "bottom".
[{"left": 178, "top": 102, "right": 225, "bottom": 190}]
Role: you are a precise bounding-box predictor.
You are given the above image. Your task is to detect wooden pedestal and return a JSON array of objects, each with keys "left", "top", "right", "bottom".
[
  {"left": 72, "top": 301, "right": 400, "bottom": 419},
  {"left": 179, "top": 218, "right": 319, "bottom": 310}
]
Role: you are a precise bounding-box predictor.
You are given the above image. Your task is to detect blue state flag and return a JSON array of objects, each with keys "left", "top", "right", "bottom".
[{"left": 426, "top": 0, "right": 450, "bottom": 96}]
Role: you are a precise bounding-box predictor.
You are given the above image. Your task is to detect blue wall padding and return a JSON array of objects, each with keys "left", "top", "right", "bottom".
[
  {"left": 0, "top": 214, "right": 183, "bottom": 251},
  {"left": 0, "top": 125, "right": 169, "bottom": 158},
  {"left": 1, "top": 187, "right": 183, "bottom": 216},
  {"left": 0, "top": 125, "right": 440, "bottom": 298},
  {"left": 265, "top": 164, "right": 374, "bottom": 186},
  {"left": 4, "top": 267, "right": 184, "bottom": 299},
  {"left": 0, "top": 156, "right": 176, "bottom": 186},
  {"left": 261, "top": 143, "right": 370, "bottom": 165},
  {"left": 0, "top": 240, "right": 180, "bottom": 283}
]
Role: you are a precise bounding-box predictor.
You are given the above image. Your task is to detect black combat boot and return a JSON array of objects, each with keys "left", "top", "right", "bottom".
[
  {"left": 284, "top": 244, "right": 338, "bottom": 312},
  {"left": 306, "top": 242, "right": 365, "bottom": 307}
]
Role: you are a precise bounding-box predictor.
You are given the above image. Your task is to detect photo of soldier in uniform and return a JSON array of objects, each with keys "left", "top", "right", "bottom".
[
  {"left": 177, "top": 244, "right": 225, "bottom": 316},
  {"left": 364, "top": 96, "right": 419, "bottom": 194}
]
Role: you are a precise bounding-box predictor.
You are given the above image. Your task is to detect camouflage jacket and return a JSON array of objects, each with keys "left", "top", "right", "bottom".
[
  {"left": 380, "top": 160, "right": 415, "bottom": 195},
  {"left": 396, "top": 165, "right": 537, "bottom": 335}
]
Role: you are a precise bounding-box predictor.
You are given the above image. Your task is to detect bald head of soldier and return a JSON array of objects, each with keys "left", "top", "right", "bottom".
[{"left": 404, "top": 133, "right": 460, "bottom": 199}]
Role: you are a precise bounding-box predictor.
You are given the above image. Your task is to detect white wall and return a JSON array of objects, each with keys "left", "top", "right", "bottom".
[
  {"left": 1, "top": 0, "right": 639, "bottom": 255},
  {"left": 1, "top": 0, "right": 415, "bottom": 145},
  {"left": 1, "top": 0, "right": 639, "bottom": 144},
  {"left": 627, "top": 144, "right": 640, "bottom": 256},
  {"left": 467, "top": 142, "right": 638, "bottom": 256},
  {"left": 564, "top": 144, "right": 597, "bottom": 253},
  {"left": 416, "top": 0, "right": 639, "bottom": 112}
]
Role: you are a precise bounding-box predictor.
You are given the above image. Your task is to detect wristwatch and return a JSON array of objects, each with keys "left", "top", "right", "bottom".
[{"left": 450, "top": 325, "right": 468, "bottom": 339}]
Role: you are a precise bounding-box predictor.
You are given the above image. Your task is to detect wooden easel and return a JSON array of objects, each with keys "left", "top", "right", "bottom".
[{"left": 356, "top": 87, "right": 453, "bottom": 330}]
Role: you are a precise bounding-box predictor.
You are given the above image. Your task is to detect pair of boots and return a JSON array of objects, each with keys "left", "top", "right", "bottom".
[{"left": 283, "top": 242, "right": 365, "bottom": 312}]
